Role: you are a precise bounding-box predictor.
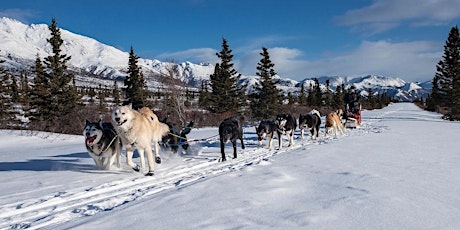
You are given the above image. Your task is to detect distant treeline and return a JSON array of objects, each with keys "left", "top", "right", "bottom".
[{"left": 0, "top": 18, "right": 392, "bottom": 134}]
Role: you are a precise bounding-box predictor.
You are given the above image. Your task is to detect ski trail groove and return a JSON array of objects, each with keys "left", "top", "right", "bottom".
[{"left": 0, "top": 122, "right": 377, "bottom": 229}]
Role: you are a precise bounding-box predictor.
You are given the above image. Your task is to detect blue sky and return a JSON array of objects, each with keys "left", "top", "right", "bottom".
[{"left": 1, "top": 0, "right": 460, "bottom": 82}]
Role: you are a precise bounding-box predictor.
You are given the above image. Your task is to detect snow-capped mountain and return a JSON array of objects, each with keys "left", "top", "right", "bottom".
[{"left": 0, "top": 17, "right": 431, "bottom": 101}]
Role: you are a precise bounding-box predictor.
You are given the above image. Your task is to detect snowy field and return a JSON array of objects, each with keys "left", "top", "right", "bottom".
[{"left": 1, "top": 103, "right": 459, "bottom": 230}]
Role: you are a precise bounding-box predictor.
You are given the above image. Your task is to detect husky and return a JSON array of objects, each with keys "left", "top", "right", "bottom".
[
  {"left": 219, "top": 116, "right": 245, "bottom": 161},
  {"left": 256, "top": 120, "right": 277, "bottom": 149},
  {"left": 160, "top": 118, "right": 194, "bottom": 153},
  {"left": 299, "top": 109, "right": 321, "bottom": 140},
  {"left": 325, "top": 109, "right": 345, "bottom": 138},
  {"left": 275, "top": 114, "right": 297, "bottom": 149},
  {"left": 111, "top": 105, "right": 169, "bottom": 176},
  {"left": 83, "top": 119, "right": 122, "bottom": 170}
]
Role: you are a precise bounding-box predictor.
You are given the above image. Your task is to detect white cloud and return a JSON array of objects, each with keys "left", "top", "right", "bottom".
[
  {"left": 162, "top": 40, "right": 441, "bottom": 83},
  {"left": 234, "top": 41, "right": 441, "bottom": 82},
  {"left": 303, "top": 40, "right": 441, "bottom": 82},
  {"left": 335, "top": 0, "right": 460, "bottom": 33},
  {"left": 236, "top": 47, "right": 310, "bottom": 79}
]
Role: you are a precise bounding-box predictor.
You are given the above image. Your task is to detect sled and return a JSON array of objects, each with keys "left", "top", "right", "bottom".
[{"left": 344, "top": 105, "right": 362, "bottom": 129}]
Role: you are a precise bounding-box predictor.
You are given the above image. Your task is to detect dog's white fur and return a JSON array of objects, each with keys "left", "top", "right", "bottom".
[
  {"left": 111, "top": 105, "right": 169, "bottom": 175},
  {"left": 325, "top": 109, "right": 345, "bottom": 138}
]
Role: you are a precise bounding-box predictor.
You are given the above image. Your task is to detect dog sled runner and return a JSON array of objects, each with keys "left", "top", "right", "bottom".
[{"left": 344, "top": 105, "right": 362, "bottom": 129}]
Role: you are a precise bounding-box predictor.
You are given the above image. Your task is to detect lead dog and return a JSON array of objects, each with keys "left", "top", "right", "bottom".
[
  {"left": 256, "top": 120, "right": 277, "bottom": 149},
  {"left": 325, "top": 109, "right": 345, "bottom": 138},
  {"left": 299, "top": 109, "right": 321, "bottom": 140},
  {"left": 111, "top": 105, "right": 169, "bottom": 176},
  {"left": 83, "top": 119, "right": 122, "bottom": 170},
  {"left": 275, "top": 114, "right": 297, "bottom": 149},
  {"left": 219, "top": 117, "right": 245, "bottom": 161}
]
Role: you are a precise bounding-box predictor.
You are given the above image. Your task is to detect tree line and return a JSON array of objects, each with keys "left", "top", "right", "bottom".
[
  {"left": 0, "top": 18, "right": 391, "bottom": 134},
  {"left": 425, "top": 25, "right": 460, "bottom": 120}
]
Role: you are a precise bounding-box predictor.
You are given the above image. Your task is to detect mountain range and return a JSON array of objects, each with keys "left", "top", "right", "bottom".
[{"left": 0, "top": 17, "right": 431, "bottom": 101}]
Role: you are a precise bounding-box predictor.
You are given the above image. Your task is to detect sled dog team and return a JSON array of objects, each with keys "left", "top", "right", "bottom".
[{"left": 84, "top": 106, "right": 346, "bottom": 176}]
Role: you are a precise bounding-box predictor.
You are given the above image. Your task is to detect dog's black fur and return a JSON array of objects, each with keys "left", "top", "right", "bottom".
[
  {"left": 256, "top": 120, "right": 277, "bottom": 149},
  {"left": 219, "top": 117, "right": 245, "bottom": 161},
  {"left": 275, "top": 114, "right": 297, "bottom": 148},
  {"left": 160, "top": 118, "right": 194, "bottom": 153},
  {"left": 298, "top": 111, "right": 321, "bottom": 140}
]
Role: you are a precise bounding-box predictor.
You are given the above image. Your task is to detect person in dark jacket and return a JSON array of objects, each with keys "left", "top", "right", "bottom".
[{"left": 344, "top": 86, "right": 360, "bottom": 113}]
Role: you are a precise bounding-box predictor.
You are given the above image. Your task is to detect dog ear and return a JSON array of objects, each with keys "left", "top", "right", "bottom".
[
  {"left": 85, "top": 119, "right": 90, "bottom": 125},
  {"left": 98, "top": 118, "right": 104, "bottom": 129}
]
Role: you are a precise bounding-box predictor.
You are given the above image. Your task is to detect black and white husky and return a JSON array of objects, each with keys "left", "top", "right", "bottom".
[
  {"left": 275, "top": 114, "right": 297, "bottom": 149},
  {"left": 256, "top": 120, "right": 277, "bottom": 149},
  {"left": 83, "top": 119, "right": 122, "bottom": 170},
  {"left": 299, "top": 109, "right": 321, "bottom": 140}
]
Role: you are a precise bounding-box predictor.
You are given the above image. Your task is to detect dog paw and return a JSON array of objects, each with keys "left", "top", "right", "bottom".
[
  {"left": 132, "top": 165, "right": 141, "bottom": 172},
  {"left": 145, "top": 171, "right": 154, "bottom": 176},
  {"left": 155, "top": 157, "right": 162, "bottom": 164}
]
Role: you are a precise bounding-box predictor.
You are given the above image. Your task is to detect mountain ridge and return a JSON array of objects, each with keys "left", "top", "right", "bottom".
[{"left": 0, "top": 17, "right": 431, "bottom": 101}]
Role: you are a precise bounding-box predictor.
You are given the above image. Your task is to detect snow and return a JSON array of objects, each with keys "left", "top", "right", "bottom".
[{"left": 1, "top": 103, "right": 459, "bottom": 229}]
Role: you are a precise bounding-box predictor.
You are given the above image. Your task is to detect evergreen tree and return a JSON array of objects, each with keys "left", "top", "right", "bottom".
[
  {"left": 29, "top": 54, "right": 52, "bottom": 123},
  {"left": 427, "top": 75, "right": 441, "bottom": 111},
  {"left": 124, "top": 46, "right": 147, "bottom": 109},
  {"left": 332, "top": 84, "right": 344, "bottom": 109},
  {"left": 307, "top": 82, "right": 314, "bottom": 106},
  {"left": 435, "top": 25, "right": 460, "bottom": 119},
  {"left": 43, "top": 18, "right": 79, "bottom": 119},
  {"left": 98, "top": 84, "right": 107, "bottom": 112},
  {"left": 324, "top": 79, "right": 333, "bottom": 107},
  {"left": 250, "top": 47, "right": 280, "bottom": 119},
  {"left": 313, "top": 78, "right": 322, "bottom": 106},
  {"left": 19, "top": 71, "right": 31, "bottom": 105},
  {"left": 298, "top": 83, "right": 307, "bottom": 106},
  {"left": 10, "top": 75, "right": 19, "bottom": 103},
  {"left": 112, "top": 80, "right": 120, "bottom": 105},
  {"left": 198, "top": 80, "right": 211, "bottom": 108},
  {"left": 0, "top": 58, "right": 15, "bottom": 127},
  {"left": 208, "top": 38, "right": 246, "bottom": 114}
]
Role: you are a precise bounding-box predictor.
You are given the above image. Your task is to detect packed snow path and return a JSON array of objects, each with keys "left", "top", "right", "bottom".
[{"left": 1, "top": 103, "right": 459, "bottom": 229}]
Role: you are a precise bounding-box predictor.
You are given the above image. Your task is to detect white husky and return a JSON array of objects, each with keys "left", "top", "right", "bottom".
[{"left": 111, "top": 105, "right": 169, "bottom": 176}]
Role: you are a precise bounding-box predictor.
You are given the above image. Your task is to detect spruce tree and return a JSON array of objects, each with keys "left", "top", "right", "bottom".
[
  {"left": 0, "top": 58, "right": 15, "bottom": 127},
  {"left": 333, "top": 84, "right": 345, "bottom": 109},
  {"left": 208, "top": 38, "right": 246, "bottom": 114},
  {"left": 435, "top": 25, "right": 460, "bottom": 119},
  {"left": 198, "top": 80, "right": 211, "bottom": 108},
  {"left": 251, "top": 47, "right": 280, "bottom": 119},
  {"left": 124, "top": 46, "right": 147, "bottom": 109},
  {"left": 307, "top": 82, "right": 314, "bottom": 106},
  {"left": 20, "top": 71, "right": 31, "bottom": 105},
  {"left": 30, "top": 54, "right": 52, "bottom": 123},
  {"left": 112, "top": 80, "right": 120, "bottom": 105},
  {"left": 298, "top": 83, "right": 307, "bottom": 106},
  {"left": 427, "top": 75, "right": 441, "bottom": 111},
  {"left": 44, "top": 18, "right": 78, "bottom": 116}
]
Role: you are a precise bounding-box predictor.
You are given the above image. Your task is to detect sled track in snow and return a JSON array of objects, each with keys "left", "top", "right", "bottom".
[{"left": 0, "top": 122, "right": 383, "bottom": 229}]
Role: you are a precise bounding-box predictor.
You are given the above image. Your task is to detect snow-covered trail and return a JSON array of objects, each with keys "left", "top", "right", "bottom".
[
  {"left": 0, "top": 121, "right": 365, "bottom": 229},
  {"left": 1, "top": 103, "right": 459, "bottom": 229}
]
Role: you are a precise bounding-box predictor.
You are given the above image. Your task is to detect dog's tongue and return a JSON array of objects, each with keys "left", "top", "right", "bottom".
[{"left": 86, "top": 136, "right": 97, "bottom": 146}]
